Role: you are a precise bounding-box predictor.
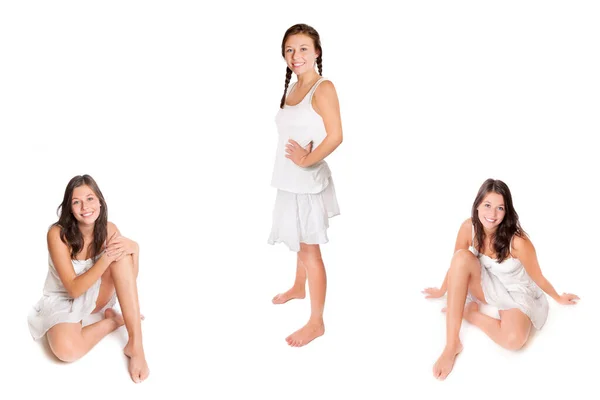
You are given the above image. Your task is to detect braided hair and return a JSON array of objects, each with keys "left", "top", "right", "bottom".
[{"left": 279, "top": 24, "right": 323, "bottom": 109}]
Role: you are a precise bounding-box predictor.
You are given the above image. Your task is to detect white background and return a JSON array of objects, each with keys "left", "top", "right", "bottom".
[{"left": 1, "top": 1, "right": 598, "bottom": 399}]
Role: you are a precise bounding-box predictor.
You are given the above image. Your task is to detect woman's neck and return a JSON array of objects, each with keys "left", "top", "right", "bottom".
[
  {"left": 296, "top": 70, "right": 320, "bottom": 87},
  {"left": 482, "top": 226, "right": 497, "bottom": 237},
  {"left": 78, "top": 222, "right": 94, "bottom": 241}
]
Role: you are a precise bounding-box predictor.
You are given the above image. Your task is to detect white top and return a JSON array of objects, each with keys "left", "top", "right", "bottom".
[
  {"left": 43, "top": 254, "right": 95, "bottom": 296},
  {"left": 270, "top": 77, "right": 332, "bottom": 194},
  {"left": 470, "top": 228, "right": 541, "bottom": 296},
  {"left": 467, "top": 225, "right": 548, "bottom": 329},
  {"left": 28, "top": 252, "right": 115, "bottom": 340}
]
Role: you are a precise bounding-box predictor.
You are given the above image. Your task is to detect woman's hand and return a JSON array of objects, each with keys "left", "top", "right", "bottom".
[
  {"left": 556, "top": 292, "right": 580, "bottom": 305},
  {"left": 105, "top": 234, "right": 138, "bottom": 262},
  {"left": 285, "top": 139, "right": 312, "bottom": 167},
  {"left": 422, "top": 287, "right": 446, "bottom": 299}
]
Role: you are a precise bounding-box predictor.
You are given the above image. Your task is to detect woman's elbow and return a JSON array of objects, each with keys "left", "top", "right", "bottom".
[{"left": 66, "top": 284, "right": 83, "bottom": 299}]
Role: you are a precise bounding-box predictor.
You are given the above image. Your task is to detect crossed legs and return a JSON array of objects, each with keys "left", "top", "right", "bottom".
[
  {"left": 433, "top": 249, "right": 531, "bottom": 380},
  {"left": 47, "top": 255, "right": 149, "bottom": 383}
]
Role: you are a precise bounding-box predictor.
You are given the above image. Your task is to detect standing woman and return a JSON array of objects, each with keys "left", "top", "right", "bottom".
[
  {"left": 28, "top": 175, "right": 149, "bottom": 383},
  {"left": 268, "top": 23, "right": 343, "bottom": 347},
  {"left": 423, "top": 179, "right": 579, "bottom": 380}
]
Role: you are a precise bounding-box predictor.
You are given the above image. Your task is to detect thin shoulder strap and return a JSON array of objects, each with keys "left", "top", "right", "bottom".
[
  {"left": 308, "top": 77, "right": 328, "bottom": 103},
  {"left": 281, "top": 81, "right": 297, "bottom": 108},
  {"left": 286, "top": 81, "right": 297, "bottom": 99},
  {"left": 471, "top": 224, "right": 475, "bottom": 247},
  {"left": 509, "top": 234, "right": 515, "bottom": 255}
]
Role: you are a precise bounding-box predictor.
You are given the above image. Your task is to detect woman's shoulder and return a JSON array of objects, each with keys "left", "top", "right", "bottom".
[
  {"left": 312, "top": 79, "right": 339, "bottom": 111},
  {"left": 47, "top": 224, "right": 69, "bottom": 256},
  {"left": 107, "top": 221, "right": 120, "bottom": 237},
  {"left": 47, "top": 224, "right": 62, "bottom": 241},
  {"left": 314, "top": 78, "right": 336, "bottom": 95},
  {"left": 512, "top": 232, "right": 533, "bottom": 250},
  {"left": 510, "top": 232, "right": 535, "bottom": 260},
  {"left": 460, "top": 218, "right": 473, "bottom": 232},
  {"left": 454, "top": 218, "right": 473, "bottom": 248},
  {"left": 312, "top": 78, "right": 335, "bottom": 98}
]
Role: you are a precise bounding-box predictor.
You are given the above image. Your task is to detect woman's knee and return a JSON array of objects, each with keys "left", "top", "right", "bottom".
[
  {"left": 298, "top": 244, "right": 323, "bottom": 267},
  {"left": 453, "top": 248, "right": 476, "bottom": 262},
  {"left": 48, "top": 336, "right": 81, "bottom": 363},
  {"left": 108, "top": 254, "right": 134, "bottom": 271},
  {"left": 450, "top": 249, "right": 477, "bottom": 272},
  {"left": 504, "top": 330, "right": 528, "bottom": 351}
]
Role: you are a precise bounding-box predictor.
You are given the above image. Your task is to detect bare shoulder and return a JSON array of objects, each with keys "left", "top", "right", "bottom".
[
  {"left": 47, "top": 224, "right": 70, "bottom": 258},
  {"left": 47, "top": 224, "right": 63, "bottom": 244},
  {"left": 313, "top": 80, "right": 340, "bottom": 118},
  {"left": 107, "top": 221, "right": 121, "bottom": 238},
  {"left": 458, "top": 218, "right": 472, "bottom": 236},
  {"left": 314, "top": 80, "right": 337, "bottom": 100},
  {"left": 453, "top": 218, "right": 473, "bottom": 251},
  {"left": 512, "top": 233, "right": 535, "bottom": 253}
]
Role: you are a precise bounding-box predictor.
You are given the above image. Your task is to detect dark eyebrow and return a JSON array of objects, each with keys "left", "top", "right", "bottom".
[
  {"left": 484, "top": 201, "right": 505, "bottom": 207},
  {"left": 72, "top": 193, "right": 95, "bottom": 201}
]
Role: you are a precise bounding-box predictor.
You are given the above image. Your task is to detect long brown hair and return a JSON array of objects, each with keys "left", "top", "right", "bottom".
[
  {"left": 471, "top": 179, "right": 525, "bottom": 263},
  {"left": 279, "top": 23, "right": 323, "bottom": 109},
  {"left": 53, "top": 175, "right": 108, "bottom": 260}
]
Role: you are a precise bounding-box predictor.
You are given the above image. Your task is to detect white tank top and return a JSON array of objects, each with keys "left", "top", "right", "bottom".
[
  {"left": 270, "top": 77, "right": 332, "bottom": 194},
  {"left": 43, "top": 254, "right": 97, "bottom": 297},
  {"left": 469, "top": 227, "right": 542, "bottom": 296}
]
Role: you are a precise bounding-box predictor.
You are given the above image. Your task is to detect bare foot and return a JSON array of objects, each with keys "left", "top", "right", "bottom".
[
  {"left": 105, "top": 308, "right": 125, "bottom": 327},
  {"left": 124, "top": 342, "right": 150, "bottom": 384},
  {"left": 272, "top": 287, "right": 305, "bottom": 304},
  {"left": 104, "top": 308, "right": 145, "bottom": 325},
  {"left": 433, "top": 342, "right": 463, "bottom": 380},
  {"left": 285, "top": 320, "right": 324, "bottom": 347}
]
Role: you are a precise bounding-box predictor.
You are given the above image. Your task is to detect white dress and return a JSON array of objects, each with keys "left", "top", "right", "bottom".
[
  {"left": 469, "top": 230, "right": 549, "bottom": 330},
  {"left": 28, "top": 254, "right": 117, "bottom": 340},
  {"left": 268, "top": 77, "right": 340, "bottom": 252}
]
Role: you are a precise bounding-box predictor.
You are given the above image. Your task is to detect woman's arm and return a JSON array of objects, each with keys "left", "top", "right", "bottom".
[
  {"left": 48, "top": 224, "right": 118, "bottom": 299},
  {"left": 513, "top": 235, "right": 579, "bottom": 305},
  {"left": 105, "top": 226, "right": 140, "bottom": 263},
  {"left": 285, "top": 80, "right": 343, "bottom": 167}
]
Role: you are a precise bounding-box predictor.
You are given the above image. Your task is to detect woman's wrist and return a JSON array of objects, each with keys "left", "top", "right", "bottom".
[{"left": 98, "top": 252, "right": 113, "bottom": 271}]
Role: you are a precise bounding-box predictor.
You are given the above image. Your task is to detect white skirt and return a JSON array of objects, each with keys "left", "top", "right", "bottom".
[
  {"left": 479, "top": 265, "right": 549, "bottom": 330},
  {"left": 268, "top": 177, "right": 340, "bottom": 252},
  {"left": 28, "top": 273, "right": 117, "bottom": 340}
]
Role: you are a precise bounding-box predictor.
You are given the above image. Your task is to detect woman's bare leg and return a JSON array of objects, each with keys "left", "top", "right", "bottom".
[
  {"left": 109, "top": 254, "right": 149, "bottom": 383},
  {"left": 286, "top": 243, "right": 326, "bottom": 347},
  {"left": 433, "top": 249, "right": 485, "bottom": 380},
  {"left": 272, "top": 253, "right": 307, "bottom": 304},
  {"left": 464, "top": 304, "right": 531, "bottom": 350},
  {"left": 46, "top": 309, "right": 124, "bottom": 362}
]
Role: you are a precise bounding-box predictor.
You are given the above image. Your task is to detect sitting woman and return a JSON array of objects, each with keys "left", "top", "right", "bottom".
[
  {"left": 423, "top": 178, "right": 579, "bottom": 380},
  {"left": 28, "top": 174, "right": 149, "bottom": 383}
]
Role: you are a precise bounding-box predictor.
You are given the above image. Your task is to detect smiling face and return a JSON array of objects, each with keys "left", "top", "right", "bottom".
[
  {"left": 284, "top": 34, "right": 319, "bottom": 75},
  {"left": 477, "top": 192, "right": 506, "bottom": 231},
  {"left": 71, "top": 185, "right": 101, "bottom": 226}
]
